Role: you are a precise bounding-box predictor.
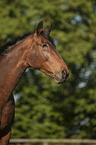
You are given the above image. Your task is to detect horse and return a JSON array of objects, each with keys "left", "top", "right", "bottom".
[{"left": 0, "top": 21, "right": 69, "bottom": 145}]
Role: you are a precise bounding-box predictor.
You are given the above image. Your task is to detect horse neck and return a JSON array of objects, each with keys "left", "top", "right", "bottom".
[{"left": 0, "top": 36, "right": 32, "bottom": 107}]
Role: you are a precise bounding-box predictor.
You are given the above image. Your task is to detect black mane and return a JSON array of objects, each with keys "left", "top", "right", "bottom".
[
  {"left": 0, "top": 31, "right": 55, "bottom": 55},
  {"left": 0, "top": 32, "right": 33, "bottom": 55}
]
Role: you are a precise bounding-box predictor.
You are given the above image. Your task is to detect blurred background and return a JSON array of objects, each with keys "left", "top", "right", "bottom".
[{"left": 0, "top": 0, "right": 96, "bottom": 144}]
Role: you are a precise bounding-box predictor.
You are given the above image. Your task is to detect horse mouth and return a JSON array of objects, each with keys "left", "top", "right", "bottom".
[
  {"left": 40, "top": 69, "right": 67, "bottom": 83},
  {"left": 54, "top": 73, "right": 69, "bottom": 84},
  {"left": 54, "top": 78, "right": 66, "bottom": 84}
]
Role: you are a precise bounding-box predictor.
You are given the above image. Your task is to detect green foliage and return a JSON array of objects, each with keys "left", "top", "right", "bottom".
[{"left": 0, "top": 0, "right": 96, "bottom": 139}]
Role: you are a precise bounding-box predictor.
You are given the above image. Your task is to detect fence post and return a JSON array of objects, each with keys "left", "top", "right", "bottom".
[{"left": 43, "top": 142, "right": 48, "bottom": 145}]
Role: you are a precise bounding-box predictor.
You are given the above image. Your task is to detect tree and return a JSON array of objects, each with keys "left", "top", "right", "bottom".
[{"left": 0, "top": 0, "right": 96, "bottom": 139}]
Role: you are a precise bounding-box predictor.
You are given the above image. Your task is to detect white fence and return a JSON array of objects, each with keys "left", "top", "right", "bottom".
[{"left": 10, "top": 139, "right": 96, "bottom": 145}]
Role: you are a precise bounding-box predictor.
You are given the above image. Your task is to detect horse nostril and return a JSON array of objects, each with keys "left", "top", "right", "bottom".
[
  {"left": 62, "top": 69, "right": 66, "bottom": 77},
  {"left": 54, "top": 69, "right": 69, "bottom": 83},
  {"left": 62, "top": 69, "right": 69, "bottom": 80}
]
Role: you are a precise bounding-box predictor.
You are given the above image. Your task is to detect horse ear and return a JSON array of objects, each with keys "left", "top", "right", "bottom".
[
  {"left": 36, "top": 20, "right": 43, "bottom": 35},
  {"left": 45, "top": 24, "right": 53, "bottom": 35}
]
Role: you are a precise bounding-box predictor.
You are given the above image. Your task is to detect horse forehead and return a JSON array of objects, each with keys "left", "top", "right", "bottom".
[
  {"left": 34, "top": 36, "right": 48, "bottom": 45},
  {"left": 35, "top": 34, "right": 55, "bottom": 48},
  {"left": 38, "top": 35, "right": 48, "bottom": 42}
]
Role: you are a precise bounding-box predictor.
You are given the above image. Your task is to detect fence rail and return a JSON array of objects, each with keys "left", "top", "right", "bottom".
[{"left": 10, "top": 139, "right": 96, "bottom": 144}]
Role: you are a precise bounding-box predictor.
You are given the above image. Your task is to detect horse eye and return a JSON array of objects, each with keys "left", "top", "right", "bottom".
[{"left": 43, "top": 44, "right": 48, "bottom": 50}]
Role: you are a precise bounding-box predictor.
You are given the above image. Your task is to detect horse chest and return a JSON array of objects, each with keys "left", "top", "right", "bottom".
[{"left": 0, "top": 95, "right": 15, "bottom": 135}]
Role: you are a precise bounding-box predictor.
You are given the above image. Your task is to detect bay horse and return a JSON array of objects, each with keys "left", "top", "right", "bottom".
[{"left": 0, "top": 21, "right": 69, "bottom": 145}]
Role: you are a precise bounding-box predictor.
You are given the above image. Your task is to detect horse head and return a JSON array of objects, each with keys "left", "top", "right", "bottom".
[{"left": 27, "top": 21, "right": 69, "bottom": 83}]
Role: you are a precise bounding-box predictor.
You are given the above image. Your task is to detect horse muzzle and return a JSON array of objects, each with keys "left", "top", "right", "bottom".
[{"left": 54, "top": 69, "right": 69, "bottom": 83}]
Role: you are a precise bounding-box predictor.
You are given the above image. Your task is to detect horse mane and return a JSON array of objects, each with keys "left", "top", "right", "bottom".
[
  {"left": 0, "top": 32, "right": 33, "bottom": 55},
  {"left": 0, "top": 31, "right": 55, "bottom": 55}
]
